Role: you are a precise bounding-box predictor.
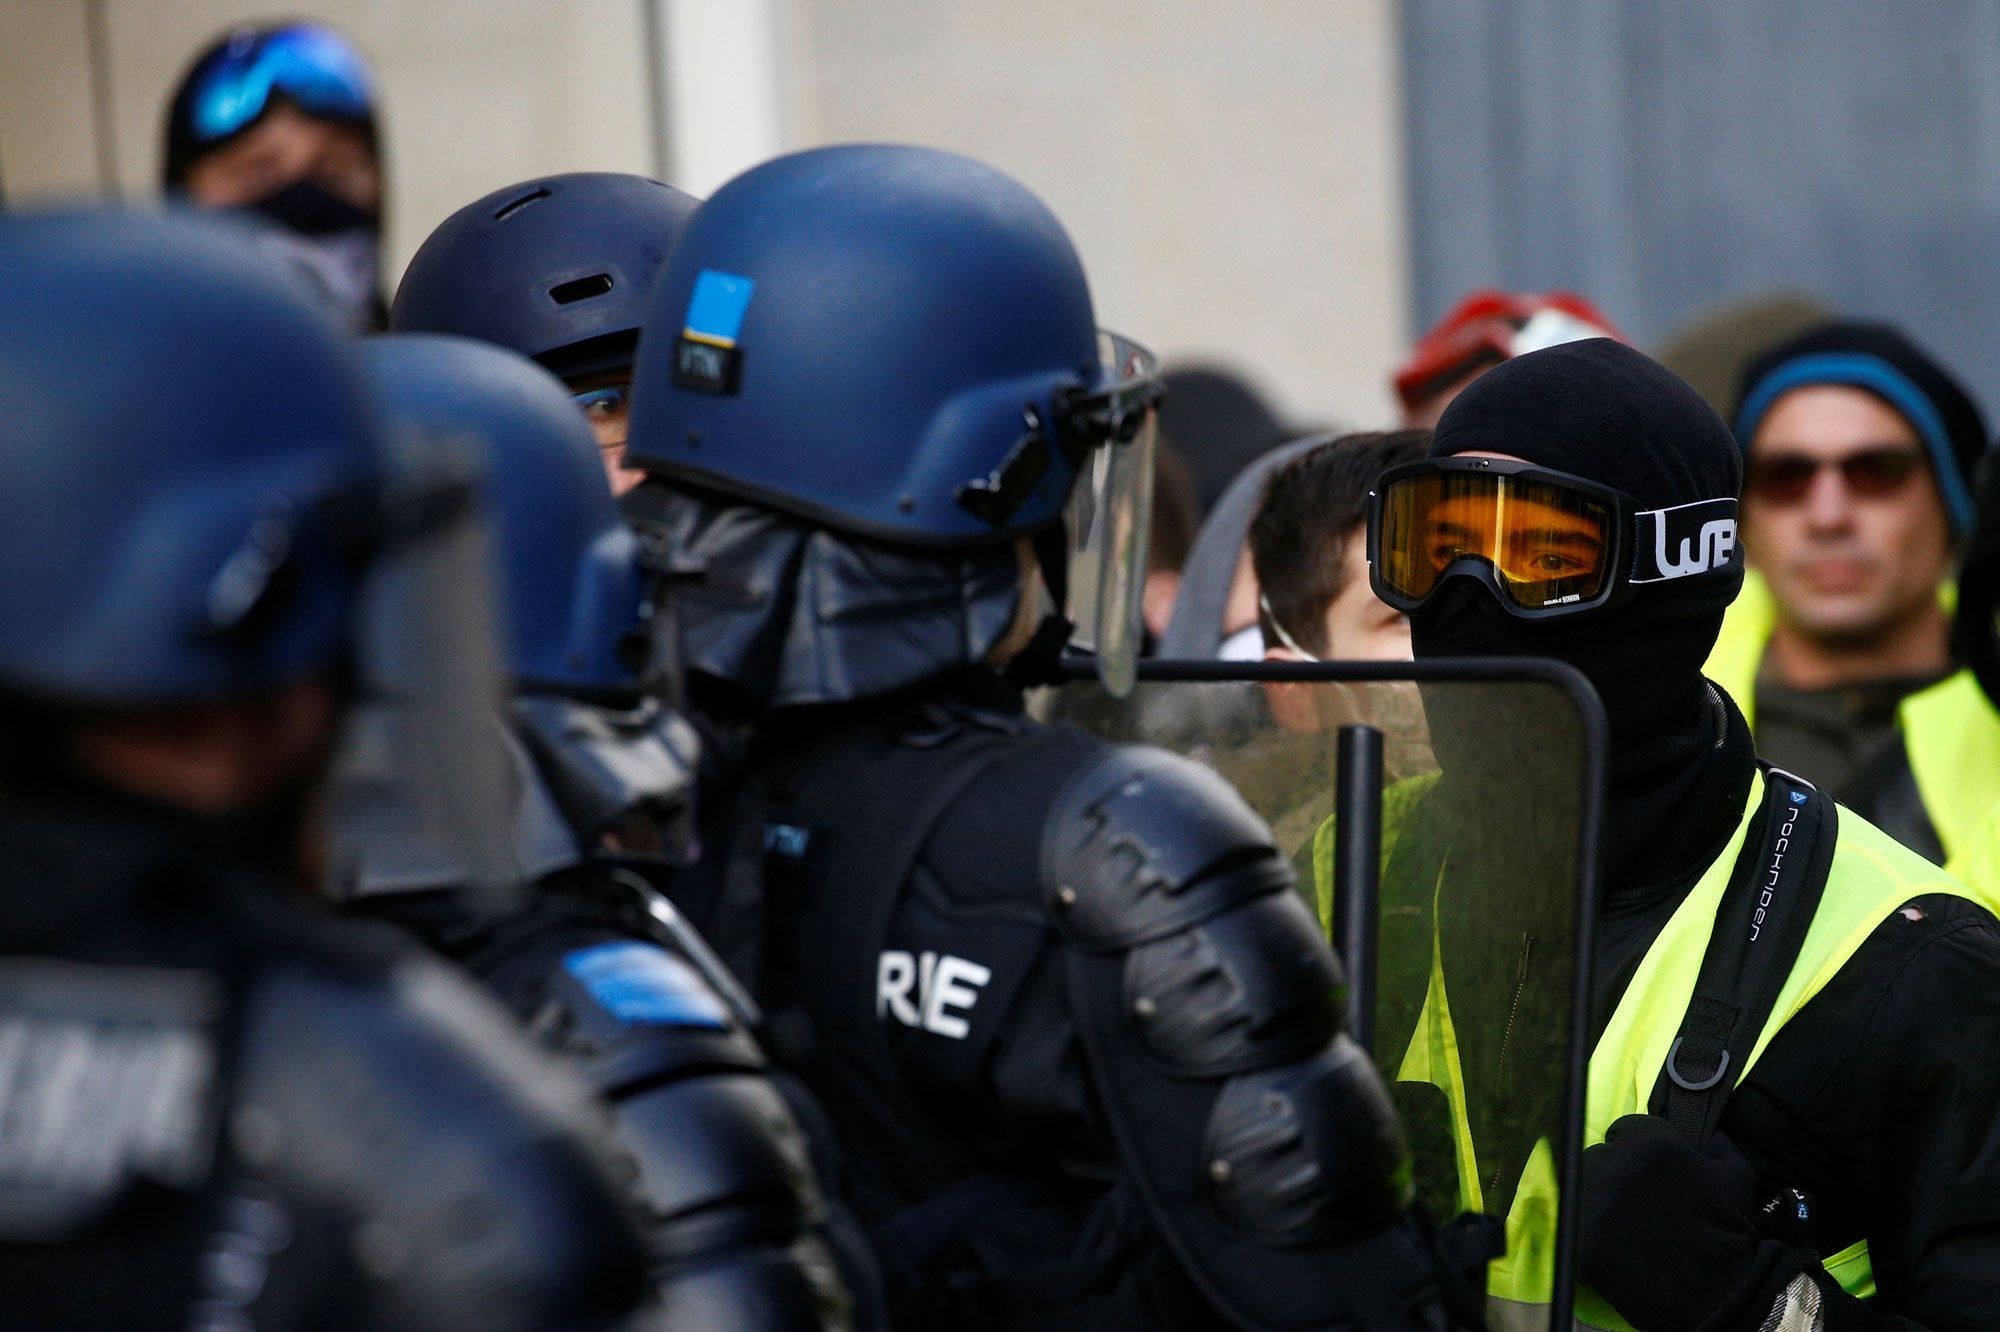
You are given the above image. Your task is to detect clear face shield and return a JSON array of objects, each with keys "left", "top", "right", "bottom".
[
  {"left": 324, "top": 424, "right": 523, "bottom": 908},
  {"left": 1062, "top": 331, "right": 1162, "bottom": 698}
]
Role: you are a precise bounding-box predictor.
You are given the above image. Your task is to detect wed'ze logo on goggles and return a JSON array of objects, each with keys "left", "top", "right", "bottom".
[
  {"left": 1367, "top": 457, "right": 1739, "bottom": 620},
  {"left": 1631, "top": 498, "right": 1738, "bottom": 584}
]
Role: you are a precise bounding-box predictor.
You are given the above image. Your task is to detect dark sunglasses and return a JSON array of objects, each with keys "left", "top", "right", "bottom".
[{"left": 1744, "top": 446, "right": 1926, "bottom": 505}]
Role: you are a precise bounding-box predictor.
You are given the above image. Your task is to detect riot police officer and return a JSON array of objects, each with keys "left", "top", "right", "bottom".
[
  {"left": 0, "top": 208, "right": 651, "bottom": 1330},
  {"left": 345, "top": 331, "right": 880, "bottom": 1330},
  {"left": 389, "top": 171, "right": 700, "bottom": 491},
  {"left": 618, "top": 143, "right": 1473, "bottom": 1330}
]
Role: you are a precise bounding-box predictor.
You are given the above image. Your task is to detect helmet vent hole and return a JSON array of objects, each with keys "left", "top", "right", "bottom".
[
  {"left": 549, "top": 274, "right": 614, "bottom": 305},
  {"left": 493, "top": 187, "right": 551, "bottom": 221}
]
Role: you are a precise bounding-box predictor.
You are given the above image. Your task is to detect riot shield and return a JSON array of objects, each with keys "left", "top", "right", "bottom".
[{"left": 1048, "top": 656, "right": 1604, "bottom": 1332}]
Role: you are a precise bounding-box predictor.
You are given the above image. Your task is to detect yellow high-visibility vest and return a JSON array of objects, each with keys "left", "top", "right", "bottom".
[
  {"left": 1314, "top": 771, "right": 1999, "bottom": 1328},
  {"left": 1705, "top": 570, "right": 2000, "bottom": 861}
]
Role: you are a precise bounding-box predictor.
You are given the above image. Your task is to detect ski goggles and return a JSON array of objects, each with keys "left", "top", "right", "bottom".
[
  {"left": 1368, "top": 456, "right": 1740, "bottom": 619},
  {"left": 184, "top": 24, "right": 375, "bottom": 146}
]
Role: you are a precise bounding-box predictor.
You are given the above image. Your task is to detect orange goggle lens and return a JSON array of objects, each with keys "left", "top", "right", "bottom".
[{"left": 1379, "top": 472, "right": 1616, "bottom": 611}]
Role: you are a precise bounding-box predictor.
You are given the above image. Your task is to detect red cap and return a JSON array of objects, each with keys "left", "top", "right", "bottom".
[{"left": 1393, "top": 290, "right": 1625, "bottom": 415}]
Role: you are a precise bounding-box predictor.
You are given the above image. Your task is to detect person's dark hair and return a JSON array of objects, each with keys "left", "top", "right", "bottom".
[
  {"left": 1149, "top": 439, "right": 1200, "bottom": 574},
  {"left": 1250, "top": 430, "right": 1428, "bottom": 656}
]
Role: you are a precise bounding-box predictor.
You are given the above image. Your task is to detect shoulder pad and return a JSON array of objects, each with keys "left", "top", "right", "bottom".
[
  {"left": 1042, "top": 744, "right": 1293, "bottom": 949},
  {"left": 547, "top": 940, "right": 767, "bottom": 1092}
]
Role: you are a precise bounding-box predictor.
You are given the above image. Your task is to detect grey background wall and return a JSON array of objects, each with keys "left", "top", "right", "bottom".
[
  {"left": 0, "top": 0, "right": 1412, "bottom": 430},
  {"left": 1402, "top": 0, "right": 2000, "bottom": 415}
]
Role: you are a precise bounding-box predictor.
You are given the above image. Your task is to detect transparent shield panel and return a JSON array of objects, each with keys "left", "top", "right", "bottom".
[
  {"left": 326, "top": 429, "right": 523, "bottom": 908},
  {"left": 1047, "top": 662, "right": 1597, "bottom": 1327}
]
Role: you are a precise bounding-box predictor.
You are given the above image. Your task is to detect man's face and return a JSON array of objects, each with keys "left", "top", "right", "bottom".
[
  {"left": 1320, "top": 527, "right": 1411, "bottom": 661},
  {"left": 1743, "top": 385, "right": 1952, "bottom": 643},
  {"left": 566, "top": 370, "right": 643, "bottom": 495},
  {"left": 182, "top": 101, "right": 380, "bottom": 212}
]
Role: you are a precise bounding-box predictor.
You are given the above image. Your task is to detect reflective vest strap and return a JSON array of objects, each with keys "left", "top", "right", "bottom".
[
  {"left": 1899, "top": 669, "right": 2000, "bottom": 862},
  {"left": 1485, "top": 1294, "right": 1624, "bottom": 1331}
]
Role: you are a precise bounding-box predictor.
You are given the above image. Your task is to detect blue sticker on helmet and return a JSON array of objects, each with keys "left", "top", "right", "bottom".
[
  {"left": 683, "top": 270, "right": 756, "bottom": 348},
  {"left": 563, "top": 941, "right": 730, "bottom": 1029}
]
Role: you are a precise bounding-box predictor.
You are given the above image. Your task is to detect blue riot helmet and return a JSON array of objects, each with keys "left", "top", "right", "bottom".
[
  {"left": 391, "top": 173, "right": 701, "bottom": 383},
  {"left": 622, "top": 144, "right": 1162, "bottom": 700},
  {"left": 359, "top": 333, "right": 698, "bottom": 860},
  {"left": 0, "top": 205, "right": 517, "bottom": 896},
  {"left": 0, "top": 208, "right": 379, "bottom": 703}
]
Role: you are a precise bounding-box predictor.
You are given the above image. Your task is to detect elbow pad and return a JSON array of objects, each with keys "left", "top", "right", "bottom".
[{"left": 1043, "top": 746, "right": 1453, "bottom": 1331}]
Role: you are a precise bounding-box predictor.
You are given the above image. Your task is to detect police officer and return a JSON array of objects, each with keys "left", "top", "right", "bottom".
[
  {"left": 618, "top": 143, "right": 1473, "bottom": 1331},
  {"left": 0, "top": 209, "right": 651, "bottom": 1329},
  {"left": 345, "top": 332, "right": 879, "bottom": 1330},
  {"left": 389, "top": 172, "right": 700, "bottom": 491},
  {"left": 1367, "top": 337, "right": 2000, "bottom": 1327}
]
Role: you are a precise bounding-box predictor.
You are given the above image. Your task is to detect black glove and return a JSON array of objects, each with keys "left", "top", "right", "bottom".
[{"left": 1579, "top": 1114, "right": 1814, "bottom": 1331}]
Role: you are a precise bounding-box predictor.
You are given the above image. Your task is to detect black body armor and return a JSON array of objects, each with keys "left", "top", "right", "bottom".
[
  {"left": 0, "top": 801, "right": 651, "bottom": 1332},
  {"left": 729, "top": 675, "right": 1470, "bottom": 1331}
]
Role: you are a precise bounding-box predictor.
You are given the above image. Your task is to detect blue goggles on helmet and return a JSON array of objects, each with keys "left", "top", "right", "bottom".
[{"left": 184, "top": 23, "right": 375, "bottom": 145}]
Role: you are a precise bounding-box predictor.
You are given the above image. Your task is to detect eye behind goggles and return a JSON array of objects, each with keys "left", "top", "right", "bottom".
[{"left": 1367, "top": 456, "right": 1740, "bottom": 620}]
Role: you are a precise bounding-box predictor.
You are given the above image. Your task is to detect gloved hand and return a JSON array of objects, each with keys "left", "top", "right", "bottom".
[{"left": 1579, "top": 1113, "right": 1815, "bottom": 1331}]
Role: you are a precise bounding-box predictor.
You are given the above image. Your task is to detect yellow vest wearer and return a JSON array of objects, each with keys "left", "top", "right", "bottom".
[
  {"left": 1704, "top": 570, "right": 2000, "bottom": 862},
  {"left": 1313, "top": 773, "right": 2000, "bottom": 1330}
]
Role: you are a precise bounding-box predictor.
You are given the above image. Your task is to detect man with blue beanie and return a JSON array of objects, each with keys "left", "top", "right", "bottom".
[{"left": 1710, "top": 321, "right": 1997, "bottom": 864}]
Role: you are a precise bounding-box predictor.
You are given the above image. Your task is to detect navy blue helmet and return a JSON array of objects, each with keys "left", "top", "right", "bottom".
[
  {"left": 390, "top": 173, "right": 701, "bottom": 382},
  {"left": 622, "top": 144, "right": 1161, "bottom": 692},
  {"left": 360, "top": 334, "right": 646, "bottom": 694},
  {"left": 0, "top": 208, "right": 381, "bottom": 704}
]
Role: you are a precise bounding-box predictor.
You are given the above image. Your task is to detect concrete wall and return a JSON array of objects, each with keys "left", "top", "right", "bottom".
[
  {"left": 780, "top": 0, "right": 1411, "bottom": 428},
  {"left": 0, "top": 0, "right": 658, "bottom": 279},
  {"left": 0, "top": 0, "right": 1410, "bottom": 427}
]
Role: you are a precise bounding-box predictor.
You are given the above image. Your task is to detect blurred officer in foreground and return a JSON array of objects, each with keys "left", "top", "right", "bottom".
[
  {"left": 1708, "top": 322, "right": 1996, "bottom": 865},
  {"left": 392, "top": 172, "right": 701, "bottom": 492},
  {"left": 164, "top": 21, "right": 387, "bottom": 331},
  {"left": 0, "top": 210, "right": 651, "bottom": 1329},
  {"left": 1371, "top": 338, "right": 2000, "bottom": 1327},
  {"left": 621, "top": 143, "right": 1475, "bottom": 1331},
  {"left": 345, "top": 332, "right": 879, "bottom": 1330}
]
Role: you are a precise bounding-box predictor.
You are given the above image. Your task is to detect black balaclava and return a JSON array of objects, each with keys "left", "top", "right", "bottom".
[{"left": 1414, "top": 338, "right": 1754, "bottom": 894}]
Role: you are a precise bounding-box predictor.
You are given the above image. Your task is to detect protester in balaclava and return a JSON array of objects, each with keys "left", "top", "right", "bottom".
[
  {"left": 1372, "top": 338, "right": 2000, "bottom": 1327},
  {"left": 163, "top": 22, "right": 386, "bottom": 332}
]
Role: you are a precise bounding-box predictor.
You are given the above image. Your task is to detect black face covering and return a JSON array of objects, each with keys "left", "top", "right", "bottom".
[
  {"left": 1412, "top": 339, "right": 1755, "bottom": 894},
  {"left": 244, "top": 181, "right": 383, "bottom": 333}
]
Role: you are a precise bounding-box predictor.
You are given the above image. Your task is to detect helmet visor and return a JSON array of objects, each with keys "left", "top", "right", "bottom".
[
  {"left": 1064, "top": 332, "right": 1161, "bottom": 697},
  {"left": 1374, "top": 464, "right": 1621, "bottom": 615},
  {"left": 325, "top": 426, "right": 522, "bottom": 907}
]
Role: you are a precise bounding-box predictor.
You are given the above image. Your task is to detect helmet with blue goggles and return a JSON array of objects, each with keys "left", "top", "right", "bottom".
[
  {"left": 1368, "top": 456, "right": 1741, "bottom": 620},
  {"left": 168, "top": 23, "right": 374, "bottom": 169}
]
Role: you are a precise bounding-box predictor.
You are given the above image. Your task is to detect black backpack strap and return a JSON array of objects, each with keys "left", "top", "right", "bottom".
[{"left": 1648, "top": 765, "right": 1838, "bottom": 1145}]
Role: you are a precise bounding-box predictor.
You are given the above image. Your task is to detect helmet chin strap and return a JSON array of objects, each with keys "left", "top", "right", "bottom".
[
  {"left": 1031, "top": 520, "right": 1069, "bottom": 609},
  {"left": 1001, "top": 612, "right": 1076, "bottom": 690}
]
